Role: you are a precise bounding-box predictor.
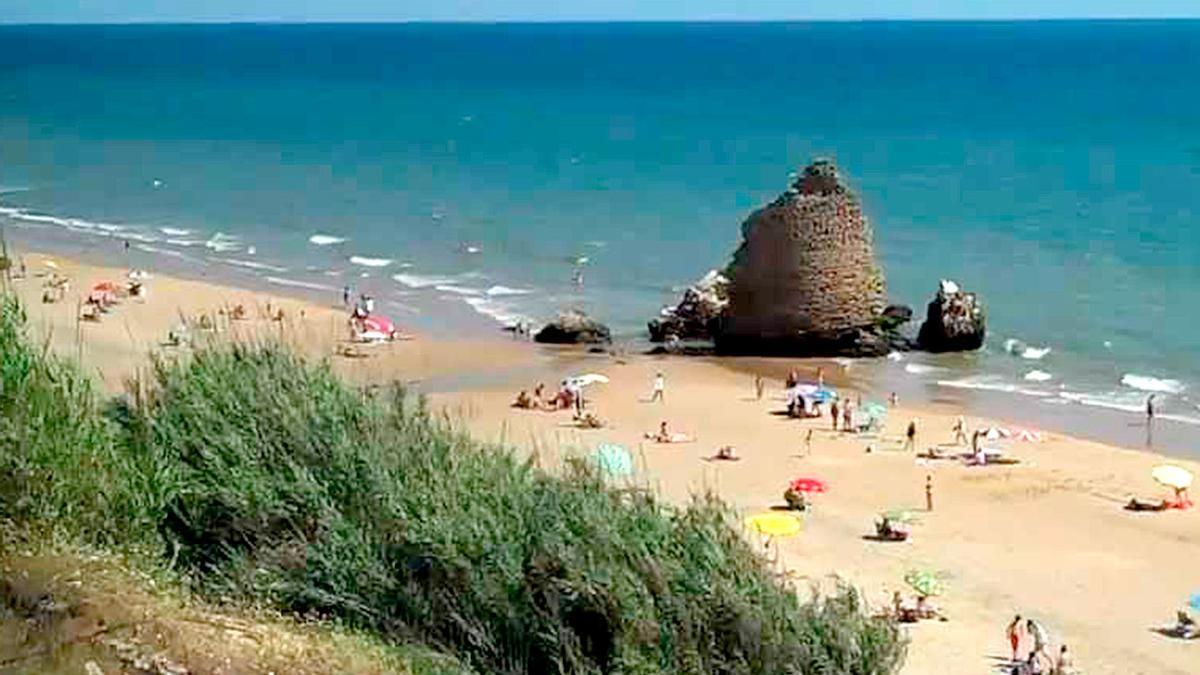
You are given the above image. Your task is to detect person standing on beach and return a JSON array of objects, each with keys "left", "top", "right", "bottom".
[
  {"left": 889, "top": 391, "right": 899, "bottom": 407},
  {"left": 925, "top": 474, "right": 933, "bottom": 511},
  {"left": 1006, "top": 615, "right": 1024, "bottom": 662},
  {"left": 804, "top": 429, "right": 813, "bottom": 455},
  {"left": 904, "top": 419, "right": 918, "bottom": 452},
  {"left": 1146, "top": 394, "right": 1156, "bottom": 424},
  {"left": 816, "top": 367, "right": 825, "bottom": 388},
  {"left": 953, "top": 415, "right": 968, "bottom": 446},
  {"left": 830, "top": 400, "right": 840, "bottom": 431},
  {"left": 650, "top": 372, "right": 665, "bottom": 403},
  {"left": 842, "top": 400, "right": 854, "bottom": 432},
  {"left": 754, "top": 375, "right": 764, "bottom": 401},
  {"left": 1026, "top": 619, "right": 1049, "bottom": 661},
  {"left": 1053, "top": 644, "right": 1074, "bottom": 675},
  {"left": 342, "top": 285, "right": 351, "bottom": 308}
]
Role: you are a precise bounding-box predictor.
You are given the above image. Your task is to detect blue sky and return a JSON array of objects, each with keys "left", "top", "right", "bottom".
[{"left": 5, "top": 0, "right": 1200, "bottom": 23}]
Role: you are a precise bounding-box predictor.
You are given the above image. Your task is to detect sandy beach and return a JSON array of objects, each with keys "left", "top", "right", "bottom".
[{"left": 9, "top": 250, "right": 1199, "bottom": 675}]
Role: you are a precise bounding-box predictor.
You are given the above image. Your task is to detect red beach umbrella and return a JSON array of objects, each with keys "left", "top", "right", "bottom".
[
  {"left": 788, "top": 477, "right": 829, "bottom": 494},
  {"left": 361, "top": 314, "right": 397, "bottom": 337}
]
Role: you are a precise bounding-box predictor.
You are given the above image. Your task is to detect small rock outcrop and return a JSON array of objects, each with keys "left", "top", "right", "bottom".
[
  {"left": 916, "top": 280, "right": 986, "bottom": 352},
  {"left": 716, "top": 159, "right": 889, "bottom": 356},
  {"left": 648, "top": 270, "right": 729, "bottom": 342},
  {"left": 535, "top": 309, "right": 612, "bottom": 345}
]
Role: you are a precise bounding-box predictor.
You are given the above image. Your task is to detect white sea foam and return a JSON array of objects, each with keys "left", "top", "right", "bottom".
[
  {"left": 349, "top": 256, "right": 392, "bottom": 268},
  {"left": 308, "top": 234, "right": 346, "bottom": 246},
  {"left": 485, "top": 285, "right": 533, "bottom": 297},
  {"left": 937, "top": 375, "right": 1052, "bottom": 398},
  {"left": 462, "top": 296, "right": 530, "bottom": 327},
  {"left": 264, "top": 276, "right": 336, "bottom": 292},
  {"left": 1003, "top": 338, "right": 1052, "bottom": 360},
  {"left": 886, "top": 352, "right": 904, "bottom": 362},
  {"left": 1024, "top": 370, "right": 1053, "bottom": 382},
  {"left": 392, "top": 273, "right": 460, "bottom": 289},
  {"left": 134, "top": 244, "right": 187, "bottom": 260},
  {"left": 904, "top": 363, "right": 945, "bottom": 375},
  {"left": 205, "top": 233, "right": 242, "bottom": 253},
  {"left": 165, "top": 238, "right": 203, "bottom": 247},
  {"left": 217, "top": 258, "right": 288, "bottom": 273},
  {"left": 160, "top": 227, "right": 192, "bottom": 236},
  {"left": 1120, "top": 374, "right": 1185, "bottom": 394},
  {"left": 1055, "top": 391, "right": 1144, "bottom": 414},
  {"left": 435, "top": 284, "right": 483, "bottom": 296}
]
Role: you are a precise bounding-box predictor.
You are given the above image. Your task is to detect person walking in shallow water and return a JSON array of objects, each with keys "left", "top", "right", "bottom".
[{"left": 1146, "top": 394, "right": 1156, "bottom": 425}]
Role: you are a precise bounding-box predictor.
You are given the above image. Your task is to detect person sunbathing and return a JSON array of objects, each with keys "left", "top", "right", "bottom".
[
  {"left": 1126, "top": 497, "right": 1170, "bottom": 512},
  {"left": 715, "top": 445, "right": 738, "bottom": 460},
  {"left": 513, "top": 390, "right": 533, "bottom": 409},
  {"left": 875, "top": 516, "right": 908, "bottom": 541},
  {"left": 1168, "top": 610, "right": 1198, "bottom": 639},
  {"left": 644, "top": 421, "right": 693, "bottom": 443},
  {"left": 577, "top": 412, "right": 604, "bottom": 429}
]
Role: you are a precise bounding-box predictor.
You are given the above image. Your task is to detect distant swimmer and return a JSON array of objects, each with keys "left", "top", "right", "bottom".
[{"left": 152, "top": 179, "right": 163, "bottom": 188}]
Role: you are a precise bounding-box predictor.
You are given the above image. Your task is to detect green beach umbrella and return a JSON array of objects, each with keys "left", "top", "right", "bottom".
[
  {"left": 591, "top": 443, "right": 633, "bottom": 477},
  {"left": 882, "top": 509, "right": 917, "bottom": 524},
  {"left": 863, "top": 402, "right": 888, "bottom": 418},
  {"left": 904, "top": 569, "right": 945, "bottom": 597}
]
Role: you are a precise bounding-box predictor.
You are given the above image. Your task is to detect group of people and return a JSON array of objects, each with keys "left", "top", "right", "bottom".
[
  {"left": 1006, "top": 615, "right": 1075, "bottom": 674},
  {"left": 513, "top": 381, "right": 583, "bottom": 414}
]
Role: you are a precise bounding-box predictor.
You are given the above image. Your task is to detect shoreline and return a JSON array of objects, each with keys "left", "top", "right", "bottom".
[
  {"left": 5, "top": 246, "right": 1199, "bottom": 674},
  {"left": 9, "top": 228, "right": 1196, "bottom": 459}
]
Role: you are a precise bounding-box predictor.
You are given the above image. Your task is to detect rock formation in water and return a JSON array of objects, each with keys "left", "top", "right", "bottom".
[
  {"left": 716, "top": 159, "right": 890, "bottom": 356},
  {"left": 916, "top": 279, "right": 986, "bottom": 352},
  {"left": 535, "top": 309, "right": 612, "bottom": 345},
  {"left": 648, "top": 270, "right": 729, "bottom": 342}
]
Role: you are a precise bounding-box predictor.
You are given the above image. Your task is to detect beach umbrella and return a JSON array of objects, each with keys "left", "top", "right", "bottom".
[
  {"left": 745, "top": 512, "right": 803, "bottom": 538},
  {"left": 788, "top": 477, "right": 829, "bottom": 494},
  {"left": 591, "top": 443, "right": 633, "bottom": 477},
  {"left": 882, "top": 509, "right": 918, "bottom": 524},
  {"left": 1187, "top": 593, "right": 1200, "bottom": 612},
  {"left": 1152, "top": 465, "right": 1193, "bottom": 490},
  {"left": 862, "top": 402, "right": 888, "bottom": 417},
  {"left": 361, "top": 314, "right": 396, "bottom": 336},
  {"left": 811, "top": 387, "right": 838, "bottom": 403},
  {"left": 981, "top": 426, "right": 1007, "bottom": 441},
  {"left": 570, "top": 373, "right": 610, "bottom": 387},
  {"left": 904, "top": 569, "right": 945, "bottom": 597}
]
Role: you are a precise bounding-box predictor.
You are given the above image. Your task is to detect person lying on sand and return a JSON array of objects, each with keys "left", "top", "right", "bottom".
[
  {"left": 1166, "top": 610, "right": 1198, "bottom": 639},
  {"left": 874, "top": 516, "right": 908, "bottom": 542},
  {"left": 513, "top": 390, "right": 533, "bottom": 409},
  {"left": 576, "top": 412, "right": 604, "bottom": 429},
  {"left": 644, "top": 421, "right": 694, "bottom": 444},
  {"left": 1125, "top": 497, "right": 1171, "bottom": 512},
  {"left": 713, "top": 445, "right": 738, "bottom": 461}
]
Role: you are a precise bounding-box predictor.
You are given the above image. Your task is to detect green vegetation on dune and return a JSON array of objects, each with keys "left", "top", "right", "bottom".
[{"left": 0, "top": 295, "right": 905, "bottom": 674}]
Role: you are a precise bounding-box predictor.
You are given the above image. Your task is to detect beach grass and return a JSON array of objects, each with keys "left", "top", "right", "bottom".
[{"left": 0, "top": 294, "right": 905, "bottom": 674}]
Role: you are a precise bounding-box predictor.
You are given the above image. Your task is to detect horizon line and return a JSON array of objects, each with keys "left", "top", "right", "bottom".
[{"left": 3, "top": 17, "right": 1200, "bottom": 27}]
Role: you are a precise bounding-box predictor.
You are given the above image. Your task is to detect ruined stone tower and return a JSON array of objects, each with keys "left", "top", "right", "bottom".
[{"left": 718, "top": 159, "right": 887, "bottom": 353}]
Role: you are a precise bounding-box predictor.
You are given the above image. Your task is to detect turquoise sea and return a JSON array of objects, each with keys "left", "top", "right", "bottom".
[{"left": 1, "top": 21, "right": 1198, "bottom": 437}]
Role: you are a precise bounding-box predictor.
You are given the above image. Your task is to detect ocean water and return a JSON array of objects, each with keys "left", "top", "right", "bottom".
[{"left": 1, "top": 21, "right": 1199, "bottom": 430}]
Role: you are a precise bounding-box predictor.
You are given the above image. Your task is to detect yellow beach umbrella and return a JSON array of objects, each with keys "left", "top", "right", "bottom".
[
  {"left": 745, "top": 512, "right": 803, "bottom": 538},
  {"left": 1152, "top": 465, "right": 1193, "bottom": 490}
]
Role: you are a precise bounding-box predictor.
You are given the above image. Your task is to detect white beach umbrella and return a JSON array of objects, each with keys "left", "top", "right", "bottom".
[{"left": 570, "top": 373, "right": 610, "bottom": 388}]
